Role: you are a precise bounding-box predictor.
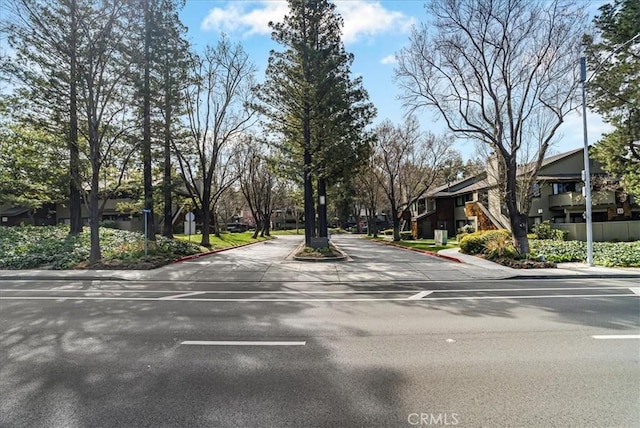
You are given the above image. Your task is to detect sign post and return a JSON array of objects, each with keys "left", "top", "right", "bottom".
[{"left": 185, "top": 212, "right": 195, "bottom": 242}]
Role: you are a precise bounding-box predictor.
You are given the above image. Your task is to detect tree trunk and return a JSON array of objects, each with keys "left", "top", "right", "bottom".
[
  {"left": 200, "top": 207, "right": 211, "bottom": 247},
  {"left": 392, "top": 207, "right": 401, "bottom": 241},
  {"left": 89, "top": 161, "right": 101, "bottom": 263},
  {"left": 162, "top": 78, "right": 173, "bottom": 238},
  {"left": 213, "top": 208, "right": 221, "bottom": 238},
  {"left": 303, "top": 149, "right": 315, "bottom": 247},
  {"left": 68, "top": 0, "right": 82, "bottom": 235},
  {"left": 142, "top": 0, "right": 155, "bottom": 241},
  {"left": 505, "top": 158, "right": 530, "bottom": 254}
]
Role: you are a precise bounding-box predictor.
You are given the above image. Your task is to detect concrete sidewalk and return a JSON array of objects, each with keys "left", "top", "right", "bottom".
[
  {"left": 1, "top": 236, "right": 639, "bottom": 282},
  {"left": 438, "top": 247, "right": 640, "bottom": 279}
]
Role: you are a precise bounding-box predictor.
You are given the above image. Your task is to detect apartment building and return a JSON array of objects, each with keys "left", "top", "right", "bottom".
[{"left": 412, "top": 148, "right": 640, "bottom": 241}]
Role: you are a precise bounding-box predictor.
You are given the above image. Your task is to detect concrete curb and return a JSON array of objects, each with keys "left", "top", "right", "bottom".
[
  {"left": 368, "top": 238, "right": 464, "bottom": 263},
  {"left": 172, "top": 237, "right": 274, "bottom": 264},
  {"left": 290, "top": 240, "right": 348, "bottom": 262},
  {"left": 506, "top": 274, "right": 640, "bottom": 280}
]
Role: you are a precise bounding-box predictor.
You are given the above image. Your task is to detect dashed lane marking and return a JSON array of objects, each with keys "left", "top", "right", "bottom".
[
  {"left": 181, "top": 340, "right": 306, "bottom": 346},
  {"left": 159, "top": 291, "right": 206, "bottom": 300},
  {"left": 408, "top": 291, "right": 434, "bottom": 300},
  {"left": 592, "top": 335, "right": 640, "bottom": 340}
]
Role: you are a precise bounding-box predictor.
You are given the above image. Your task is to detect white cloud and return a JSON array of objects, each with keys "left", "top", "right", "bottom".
[
  {"left": 380, "top": 54, "right": 397, "bottom": 65},
  {"left": 337, "top": 1, "right": 412, "bottom": 43},
  {"left": 201, "top": 1, "right": 413, "bottom": 43},
  {"left": 201, "top": 1, "right": 288, "bottom": 36}
]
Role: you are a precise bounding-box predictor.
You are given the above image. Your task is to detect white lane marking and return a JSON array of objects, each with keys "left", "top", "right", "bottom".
[
  {"left": 159, "top": 291, "right": 205, "bottom": 300},
  {"left": 1, "top": 294, "right": 637, "bottom": 302},
  {"left": 0, "top": 286, "right": 634, "bottom": 294},
  {"left": 630, "top": 288, "right": 640, "bottom": 296},
  {"left": 592, "top": 335, "right": 640, "bottom": 340},
  {"left": 181, "top": 340, "right": 306, "bottom": 346},
  {"left": 408, "top": 291, "right": 433, "bottom": 300}
]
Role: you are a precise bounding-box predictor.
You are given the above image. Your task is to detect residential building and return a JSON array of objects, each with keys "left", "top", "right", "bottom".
[{"left": 412, "top": 148, "right": 640, "bottom": 241}]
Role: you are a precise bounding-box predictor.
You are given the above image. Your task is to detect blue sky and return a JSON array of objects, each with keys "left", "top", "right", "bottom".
[{"left": 179, "top": 0, "right": 612, "bottom": 159}]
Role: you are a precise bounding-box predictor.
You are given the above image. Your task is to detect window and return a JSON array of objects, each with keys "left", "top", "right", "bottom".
[
  {"left": 569, "top": 213, "right": 584, "bottom": 223},
  {"left": 532, "top": 183, "right": 541, "bottom": 198},
  {"left": 552, "top": 182, "right": 581, "bottom": 195},
  {"left": 455, "top": 194, "right": 473, "bottom": 207}
]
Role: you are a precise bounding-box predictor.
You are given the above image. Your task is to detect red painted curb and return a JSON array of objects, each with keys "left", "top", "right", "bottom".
[
  {"left": 172, "top": 238, "right": 273, "bottom": 264},
  {"left": 369, "top": 238, "right": 464, "bottom": 264}
]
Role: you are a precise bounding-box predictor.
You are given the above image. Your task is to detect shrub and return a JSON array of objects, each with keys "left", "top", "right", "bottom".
[
  {"left": 483, "top": 234, "right": 517, "bottom": 259},
  {"left": 457, "top": 224, "right": 475, "bottom": 234},
  {"left": 459, "top": 231, "right": 486, "bottom": 254},
  {"left": 99, "top": 220, "right": 120, "bottom": 229},
  {"left": 459, "top": 229, "right": 512, "bottom": 255},
  {"left": 400, "top": 231, "right": 414, "bottom": 240},
  {"left": 531, "top": 221, "right": 567, "bottom": 241}
]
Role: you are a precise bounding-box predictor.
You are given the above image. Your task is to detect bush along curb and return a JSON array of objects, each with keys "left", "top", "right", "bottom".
[
  {"left": 172, "top": 237, "right": 273, "bottom": 263},
  {"left": 370, "top": 239, "right": 464, "bottom": 263}
]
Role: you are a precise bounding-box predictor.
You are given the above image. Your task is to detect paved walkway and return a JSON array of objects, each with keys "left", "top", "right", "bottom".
[{"left": 1, "top": 234, "right": 638, "bottom": 282}]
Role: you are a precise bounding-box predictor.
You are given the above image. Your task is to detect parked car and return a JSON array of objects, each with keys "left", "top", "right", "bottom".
[{"left": 227, "top": 222, "right": 249, "bottom": 233}]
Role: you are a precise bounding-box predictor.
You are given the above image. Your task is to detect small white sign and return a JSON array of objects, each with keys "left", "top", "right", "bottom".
[
  {"left": 537, "top": 208, "right": 543, "bottom": 214},
  {"left": 1, "top": 217, "right": 7, "bottom": 223},
  {"left": 616, "top": 208, "right": 624, "bottom": 215},
  {"left": 185, "top": 212, "right": 195, "bottom": 221}
]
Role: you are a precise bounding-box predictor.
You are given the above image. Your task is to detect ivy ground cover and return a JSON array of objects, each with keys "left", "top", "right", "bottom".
[
  {"left": 530, "top": 240, "right": 640, "bottom": 267},
  {"left": 0, "top": 225, "right": 203, "bottom": 270}
]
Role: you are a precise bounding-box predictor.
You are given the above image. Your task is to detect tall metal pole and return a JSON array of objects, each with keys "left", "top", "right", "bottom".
[{"left": 580, "top": 57, "right": 594, "bottom": 266}]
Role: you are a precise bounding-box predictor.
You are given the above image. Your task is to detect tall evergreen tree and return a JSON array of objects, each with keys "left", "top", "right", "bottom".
[
  {"left": 254, "top": 0, "right": 375, "bottom": 247},
  {"left": 3, "top": 0, "right": 85, "bottom": 234},
  {"left": 154, "top": 0, "right": 191, "bottom": 238},
  {"left": 585, "top": 0, "right": 640, "bottom": 195}
]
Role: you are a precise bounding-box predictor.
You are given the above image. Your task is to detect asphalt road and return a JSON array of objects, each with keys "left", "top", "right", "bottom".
[{"left": 1, "top": 237, "right": 639, "bottom": 427}]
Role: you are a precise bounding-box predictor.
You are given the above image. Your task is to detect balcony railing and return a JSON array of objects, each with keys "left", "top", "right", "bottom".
[{"left": 549, "top": 191, "right": 615, "bottom": 209}]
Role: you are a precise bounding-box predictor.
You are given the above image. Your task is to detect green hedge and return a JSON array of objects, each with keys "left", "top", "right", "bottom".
[
  {"left": 459, "top": 229, "right": 512, "bottom": 255},
  {"left": 530, "top": 221, "right": 568, "bottom": 241},
  {"left": 530, "top": 240, "right": 640, "bottom": 267}
]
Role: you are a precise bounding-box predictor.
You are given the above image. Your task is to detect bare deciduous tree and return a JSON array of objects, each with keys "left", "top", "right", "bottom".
[
  {"left": 373, "top": 117, "right": 460, "bottom": 241},
  {"left": 175, "top": 36, "right": 256, "bottom": 247},
  {"left": 396, "top": 0, "right": 588, "bottom": 253},
  {"left": 237, "top": 137, "right": 279, "bottom": 239}
]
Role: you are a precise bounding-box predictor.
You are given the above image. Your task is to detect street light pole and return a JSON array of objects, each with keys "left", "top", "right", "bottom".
[{"left": 580, "top": 57, "right": 594, "bottom": 266}]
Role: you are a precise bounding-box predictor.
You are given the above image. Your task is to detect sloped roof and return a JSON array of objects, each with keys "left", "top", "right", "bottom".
[
  {"left": 518, "top": 147, "right": 584, "bottom": 175},
  {"left": 0, "top": 206, "right": 30, "bottom": 216},
  {"left": 425, "top": 147, "right": 585, "bottom": 198},
  {"left": 426, "top": 173, "right": 487, "bottom": 197}
]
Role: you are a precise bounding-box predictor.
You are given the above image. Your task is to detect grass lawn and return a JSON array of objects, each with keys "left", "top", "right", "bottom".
[
  {"left": 175, "top": 231, "right": 270, "bottom": 249},
  {"left": 269, "top": 229, "right": 304, "bottom": 236},
  {"left": 369, "top": 236, "right": 459, "bottom": 253}
]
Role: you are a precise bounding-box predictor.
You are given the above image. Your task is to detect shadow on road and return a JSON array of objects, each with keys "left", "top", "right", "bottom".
[{"left": 0, "top": 297, "right": 412, "bottom": 427}]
